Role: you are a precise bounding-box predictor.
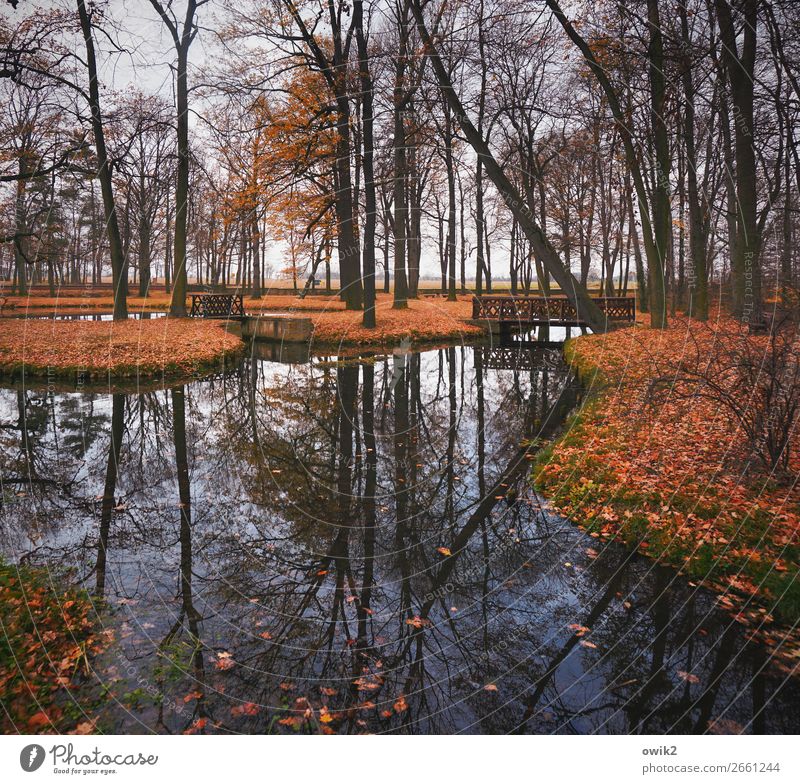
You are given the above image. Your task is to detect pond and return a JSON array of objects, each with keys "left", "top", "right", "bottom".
[
  {"left": 1, "top": 341, "right": 798, "bottom": 734},
  {"left": 6, "top": 311, "right": 169, "bottom": 321}
]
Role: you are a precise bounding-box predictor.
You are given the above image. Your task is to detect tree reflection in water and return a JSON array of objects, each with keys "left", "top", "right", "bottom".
[{"left": 0, "top": 344, "right": 797, "bottom": 734}]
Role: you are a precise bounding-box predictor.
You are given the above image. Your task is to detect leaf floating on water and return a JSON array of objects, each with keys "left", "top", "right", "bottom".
[
  {"left": 579, "top": 640, "right": 598, "bottom": 649},
  {"left": 569, "top": 624, "right": 590, "bottom": 637},
  {"left": 320, "top": 687, "right": 337, "bottom": 697},
  {"left": 436, "top": 547, "right": 452, "bottom": 557},
  {"left": 483, "top": 683, "right": 498, "bottom": 692},
  {"left": 231, "top": 702, "right": 260, "bottom": 717},
  {"left": 353, "top": 677, "right": 382, "bottom": 691},
  {"left": 183, "top": 717, "right": 208, "bottom": 734},
  {"left": 405, "top": 615, "right": 430, "bottom": 629},
  {"left": 707, "top": 717, "right": 745, "bottom": 734},
  {"left": 677, "top": 670, "right": 700, "bottom": 684},
  {"left": 69, "top": 719, "right": 97, "bottom": 735},
  {"left": 214, "top": 651, "right": 235, "bottom": 670},
  {"left": 393, "top": 694, "right": 408, "bottom": 713},
  {"left": 259, "top": 631, "right": 272, "bottom": 640}
]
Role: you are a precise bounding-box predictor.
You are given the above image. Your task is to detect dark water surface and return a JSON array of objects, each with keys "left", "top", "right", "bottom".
[
  {"left": 6, "top": 311, "right": 168, "bottom": 320},
  {"left": 1, "top": 343, "right": 798, "bottom": 734}
]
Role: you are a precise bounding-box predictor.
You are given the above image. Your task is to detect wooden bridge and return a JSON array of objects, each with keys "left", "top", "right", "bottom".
[
  {"left": 190, "top": 293, "right": 245, "bottom": 319},
  {"left": 471, "top": 295, "right": 636, "bottom": 328}
]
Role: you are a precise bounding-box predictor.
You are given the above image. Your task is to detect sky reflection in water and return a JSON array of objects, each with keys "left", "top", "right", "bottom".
[{"left": 1, "top": 343, "right": 797, "bottom": 734}]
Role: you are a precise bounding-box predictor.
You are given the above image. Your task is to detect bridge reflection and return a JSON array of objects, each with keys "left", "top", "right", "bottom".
[{"left": 475, "top": 342, "right": 568, "bottom": 373}]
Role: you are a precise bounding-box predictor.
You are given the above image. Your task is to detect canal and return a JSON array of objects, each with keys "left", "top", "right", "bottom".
[{"left": 1, "top": 341, "right": 797, "bottom": 733}]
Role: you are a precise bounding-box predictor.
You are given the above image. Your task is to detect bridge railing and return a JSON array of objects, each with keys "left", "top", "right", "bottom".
[
  {"left": 471, "top": 295, "right": 635, "bottom": 324},
  {"left": 190, "top": 293, "right": 245, "bottom": 318}
]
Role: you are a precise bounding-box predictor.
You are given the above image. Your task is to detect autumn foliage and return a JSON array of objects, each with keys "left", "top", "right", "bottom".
[
  {"left": 535, "top": 314, "right": 800, "bottom": 659},
  {"left": 303, "top": 294, "right": 482, "bottom": 346},
  {"left": 0, "top": 318, "right": 242, "bottom": 378},
  {"left": 0, "top": 563, "right": 111, "bottom": 734}
]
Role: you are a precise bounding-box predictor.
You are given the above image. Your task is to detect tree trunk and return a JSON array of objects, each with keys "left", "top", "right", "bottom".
[
  {"left": 138, "top": 208, "right": 151, "bottom": 297},
  {"left": 716, "top": 0, "right": 761, "bottom": 322},
  {"left": 250, "top": 210, "right": 261, "bottom": 298},
  {"left": 171, "top": 34, "right": 190, "bottom": 316},
  {"left": 392, "top": 3, "right": 411, "bottom": 310},
  {"left": 356, "top": 0, "right": 377, "bottom": 327},
  {"left": 77, "top": 0, "right": 127, "bottom": 320},
  {"left": 13, "top": 157, "right": 28, "bottom": 296},
  {"left": 445, "top": 102, "right": 457, "bottom": 302},
  {"left": 646, "top": 0, "right": 670, "bottom": 328},
  {"left": 679, "top": 3, "right": 708, "bottom": 320}
]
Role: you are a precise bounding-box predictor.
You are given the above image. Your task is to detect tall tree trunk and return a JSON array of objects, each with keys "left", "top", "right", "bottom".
[
  {"left": 77, "top": 0, "right": 128, "bottom": 320},
  {"left": 716, "top": 0, "right": 762, "bottom": 322},
  {"left": 250, "top": 210, "right": 261, "bottom": 298},
  {"left": 474, "top": 0, "right": 487, "bottom": 297},
  {"left": 646, "top": 0, "right": 670, "bottom": 328},
  {"left": 679, "top": 3, "right": 708, "bottom": 320},
  {"left": 407, "top": 132, "right": 422, "bottom": 298},
  {"left": 333, "top": 89, "right": 363, "bottom": 310},
  {"left": 356, "top": 0, "right": 377, "bottom": 327},
  {"left": 138, "top": 207, "right": 151, "bottom": 297},
  {"left": 13, "top": 157, "right": 28, "bottom": 296},
  {"left": 782, "top": 145, "right": 793, "bottom": 301},
  {"left": 392, "top": 2, "right": 411, "bottom": 310},
  {"left": 445, "top": 101, "right": 457, "bottom": 302},
  {"left": 171, "top": 31, "right": 190, "bottom": 316}
]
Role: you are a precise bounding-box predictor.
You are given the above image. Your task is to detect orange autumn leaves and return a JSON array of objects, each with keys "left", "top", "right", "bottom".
[
  {"left": 0, "top": 564, "right": 112, "bottom": 733},
  {"left": 535, "top": 313, "right": 800, "bottom": 643},
  {"left": 0, "top": 318, "right": 242, "bottom": 378},
  {"left": 308, "top": 295, "right": 482, "bottom": 346}
]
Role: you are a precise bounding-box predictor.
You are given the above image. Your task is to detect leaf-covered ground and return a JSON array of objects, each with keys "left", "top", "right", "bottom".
[
  {"left": 306, "top": 295, "right": 483, "bottom": 345},
  {"left": 0, "top": 318, "right": 243, "bottom": 378},
  {"left": 535, "top": 313, "right": 800, "bottom": 663},
  {"left": 0, "top": 562, "right": 111, "bottom": 733},
  {"left": 2, "top": 291, "right": 485, "bottom": 347}
]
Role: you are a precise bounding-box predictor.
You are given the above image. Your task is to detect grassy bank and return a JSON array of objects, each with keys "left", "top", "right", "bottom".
[
  {"left": 534, "top": 315, "right": 800, "bottom": 657},
  {"left": 0, "top": 318, "right": 243, "bottom": 379},
  {"left": 0, "top": 562, "right": 110, "bottom": 733}
]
